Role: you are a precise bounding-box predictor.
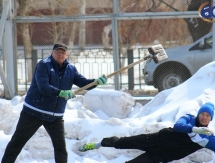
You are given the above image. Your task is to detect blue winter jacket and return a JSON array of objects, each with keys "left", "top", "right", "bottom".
[
  {"left": 23, "top": 55, "right": 96, "bottom": 121},
  {"left": 173, "top": 114, "right": 215, "bottom": 151}
]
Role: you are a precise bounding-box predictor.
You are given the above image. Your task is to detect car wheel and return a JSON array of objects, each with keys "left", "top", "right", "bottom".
[{"left": 155, "top": 67, "right": 190, "bottom": 91}]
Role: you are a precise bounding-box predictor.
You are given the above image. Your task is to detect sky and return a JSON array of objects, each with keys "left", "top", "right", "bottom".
[{"left": 1, "top": 62, "right": 215, "bottom": 163}]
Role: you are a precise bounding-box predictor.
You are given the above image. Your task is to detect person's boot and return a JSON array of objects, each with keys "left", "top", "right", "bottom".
[{"left": 101, "top": 136, "right": 119, "bottom": 147}]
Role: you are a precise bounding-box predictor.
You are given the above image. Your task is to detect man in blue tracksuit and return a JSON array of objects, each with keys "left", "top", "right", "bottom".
[
  {"left": 1, "top": 43, "right": 107, "bottom": 163},
  {"left": 79, "top": 102, "right": 215, "bottom": 163}
]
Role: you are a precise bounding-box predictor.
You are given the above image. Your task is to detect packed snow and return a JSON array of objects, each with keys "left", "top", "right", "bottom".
[{"left": 1, "top": 61, "right": 215, "bottom": 163}]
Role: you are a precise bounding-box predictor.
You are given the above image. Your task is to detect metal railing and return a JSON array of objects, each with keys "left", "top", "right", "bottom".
[{"left": 10, "top": 47, "right": 147, "bottom": 96}]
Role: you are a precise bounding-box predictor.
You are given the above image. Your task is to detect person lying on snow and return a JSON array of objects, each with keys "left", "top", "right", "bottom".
[{"left": 78, "top": 102, "right": 215, "bottom": 163}]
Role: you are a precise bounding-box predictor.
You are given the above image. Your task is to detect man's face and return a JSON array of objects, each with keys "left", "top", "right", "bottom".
[
  {"left": 198, "top": 112, "right": 211, "bottom": 126},
  {"left": 52, "top": 49, "right": 68, "bottom": 65}
]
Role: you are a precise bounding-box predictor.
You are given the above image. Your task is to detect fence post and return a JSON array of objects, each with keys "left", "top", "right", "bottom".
[
  {"left": 112, "top": 0, "right": 120, "bottom": 90},
  {"left": 32, "top": 49, "right": 37, "bottom": 74},
  {"left": 127, "top": 49, "right": 134, "bottom": 90},
  {"left": 213, "top": 0, "right": 215, "bottom": 61}
]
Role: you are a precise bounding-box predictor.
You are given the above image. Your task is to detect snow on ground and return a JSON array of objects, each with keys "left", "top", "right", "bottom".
[{"left": 1, "top": 61, "right": 215, "bottom": 162}]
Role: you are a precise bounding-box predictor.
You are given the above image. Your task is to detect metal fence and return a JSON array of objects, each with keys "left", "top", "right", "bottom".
[
  {"left": 15, "top": 47, "right": 147, "bottom": 95},
  {"left": 0, "top": 0, "right": 213, "bottom": 98}
]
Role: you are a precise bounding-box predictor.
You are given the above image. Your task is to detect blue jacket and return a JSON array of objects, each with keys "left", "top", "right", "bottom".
[
  {"left": 23, "top": 55, "right": 96, "bottom": 121},
  {"left": 173, "top": 114, "right": 215, "bottom": 151}
]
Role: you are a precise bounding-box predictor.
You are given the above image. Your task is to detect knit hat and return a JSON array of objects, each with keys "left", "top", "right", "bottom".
[{"left": 197, "top": 102, "right": 214, "bottom": 120}]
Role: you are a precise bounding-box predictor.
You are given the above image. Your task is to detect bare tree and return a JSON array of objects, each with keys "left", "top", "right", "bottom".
[
  {"left": 79, "top": 0, "right": 86, "bottom": 50},
  {"left": 102, "top": 24, "right": 112, "bottom": 49},
  {"left": 17, "top": 0, "right": 33, "bottom": 82},
  {"left": 47, "top": 0, "right": 59, "bottom": 43}
]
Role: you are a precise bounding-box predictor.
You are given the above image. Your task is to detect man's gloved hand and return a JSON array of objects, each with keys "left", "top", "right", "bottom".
[
  {"left": 192, "top": 127, "right": 213, "bottom": 136},
  {"left": 96, "top": 75, "right": 107, "bottom": 85},
  {"left": 59, "top": 90, "right": 75, "bottom": 100}
]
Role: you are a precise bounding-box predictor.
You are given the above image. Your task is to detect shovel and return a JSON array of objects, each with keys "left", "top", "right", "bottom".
[{"left": 74, "top": 44, "right": 168, "bottom": 95}]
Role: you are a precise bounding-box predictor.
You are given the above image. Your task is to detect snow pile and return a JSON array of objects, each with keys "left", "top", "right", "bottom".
[
  {"left": 83, "top": 89, "right": 135, "bottom": 118},
  {"left": 1, "top": 62, "right": 215, "bottom": 162}
]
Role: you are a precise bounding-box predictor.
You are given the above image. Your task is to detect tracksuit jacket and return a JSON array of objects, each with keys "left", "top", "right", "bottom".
[
  {"left": 23, "top": 55, "right": 96, "bottom": 121},
  {"left": 157, "top": 114, "right": 215, "bottom": 162}
]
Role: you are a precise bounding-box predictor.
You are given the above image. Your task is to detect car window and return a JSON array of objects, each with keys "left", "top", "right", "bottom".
[
  {"left": 189, "top": 36, "right": 212, "bottom": 51},
  {"left": 205, "top": 36, "right": 212, "bottom": 48}
]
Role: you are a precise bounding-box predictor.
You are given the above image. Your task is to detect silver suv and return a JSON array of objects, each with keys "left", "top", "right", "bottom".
[{"left": 143, "top": 32, "right": 213, "bottom": 91}]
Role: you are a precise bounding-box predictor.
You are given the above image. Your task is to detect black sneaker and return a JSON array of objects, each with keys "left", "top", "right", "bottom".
[{"left": 101, "top": 136, "right": 119, "bottom": 147}]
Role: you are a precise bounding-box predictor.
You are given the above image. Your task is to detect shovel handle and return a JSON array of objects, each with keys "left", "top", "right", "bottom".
[
  {"left": 74, "top": 80, "right": 98, "bottom": 95},
  {"left": 106, "top": 58, "right": 145, "bottom": 78},
  {"left": 74, "top": 57, "right": 146, "bottom": 95}
]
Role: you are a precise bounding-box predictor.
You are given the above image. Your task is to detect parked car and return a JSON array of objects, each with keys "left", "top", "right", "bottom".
[{"left": 143, "top": 31, "right": 213, "bottom": 91}]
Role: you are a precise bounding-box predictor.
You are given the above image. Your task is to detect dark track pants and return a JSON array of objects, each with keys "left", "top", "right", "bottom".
[
  {"left": 1, "top": 110, "right": 67, "bottom": 163},
  {"left": 113, "top": 133, "right": 165, "bottom": 163}
]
